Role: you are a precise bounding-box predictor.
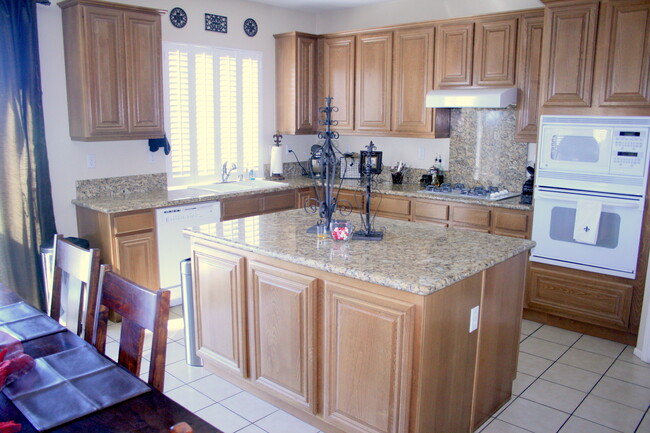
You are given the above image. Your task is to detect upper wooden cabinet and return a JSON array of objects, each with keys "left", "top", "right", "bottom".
[
  {"left": 320, "top": 36, "right": 356, "bottom": 131},
  {"left": 540, "top": 0, "right": 650, "bottom": 114},
  {"left": 59, "top": 0, "right": 164, "bottom": 141},
  {"left": 435, "top": 16, "right": 518, "bottom": 89},
  {"left": 275, "top": 32, "right": 319, "bottom": 134},
  {"left": 355, "top": 31, "right": 393, "bottom": 132}
]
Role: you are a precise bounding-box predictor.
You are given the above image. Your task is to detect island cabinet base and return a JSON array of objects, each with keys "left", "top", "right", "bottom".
[{"left": 190, "top": 238, "right": 527, "bottom": 433}]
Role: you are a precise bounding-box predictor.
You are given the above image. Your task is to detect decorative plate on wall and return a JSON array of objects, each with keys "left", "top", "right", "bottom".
[
  {"left": 243, "top": 18, "right": 258, "bottom": 37},
  {"left": 169, "top": 7, "right": 187, "bottom": 28},
  {"left": 205, "top": 13, "right": 227, "bottom": 33}
]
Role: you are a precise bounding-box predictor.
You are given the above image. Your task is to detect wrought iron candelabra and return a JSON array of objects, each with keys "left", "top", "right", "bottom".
[{"left": 353, "top": 141, "right": 384, "bottom": 241}]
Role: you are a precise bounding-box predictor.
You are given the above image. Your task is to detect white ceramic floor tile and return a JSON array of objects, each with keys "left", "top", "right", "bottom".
[
  {"left": 520, "top": 379, "right": 586, "bottom": 413},
  {"left": 170, "top": 305, "right": 183, "bottom": 317},
  {"left": 521, "top": 319, "right": 543, "bottom": 336},
  {"left": 164, "top": 341, "right": 188, "bottom": 365},
  {"left": 190, "top": 374, "right": 243, "bottom": 402},
  {"left": 540, "top": 362, "right": 601, "bottom": 393},
  {"left": 531, "top": 325, "right": 582, "bottom": 346},
  {"left": 235, "top": 425, "right": 267, "bottom": 433},
  {"left": 619, "top": 345, "right": 650, "bottom": 367},
  {"left": 574, "top": 395, "right": 644, "bottom": 433},
  {"left": 481, "top": 418, "right": 534, "bottom": 433},
  {"left": 559, "top": 416, "right": 621, "bottom": 433},
  {"left": 475, "top": 416, "right": 494, "bottom": 432},
  {"left": 512, "top": 372, "right": 536, "bottom": 395},
  {"left": 221, "top": 391, "right": 278, "bottom": 423},
  {"left": 574, "top": 335, "right": 626, "bottom": 359},
  {"left": 591, "top": 376, "right": 650, "bottom": 411},
  {"left": 605, "top": 359, "right": 650, "bottom": 388},
  {"left": 638, "top": 413, "right": 650, "bottom": 433},
  {"left": 166, "top": 359, "right": 211, "bottom": 384},
  {"left": 520, "top": 333, "right": 528, "bottom": 343},
  {"left": 167, "top": 315, "right": 186, "bottom": 341},
  {"left": 165, "top": 384, "right": 215, "bottom": 412},
  {"left": 497, "top": 398, "right": 569, "bottom": 433},
  {"left": 517, "top": 352, "right": 553, "bottom": 377},
  {"left": 139, "top": 371, "right": 184, "bottom": 393},
  {"left": 106, "top": 322, "right": 122, "bottom": 341},
  {"left": 558, "top": 348, "right": 616, "bottom": 374},
  {"left": 195, "top": 403, "right": 250, "bottom": 433},
  {"left": 255, "top": 409, "right": 320, "bottom": 433},
  {"left": 520, "top": 337, "right": 569, "bottom": 361},
  {"left": 104, "top": 340, "right": 119, "bottom": 362}
]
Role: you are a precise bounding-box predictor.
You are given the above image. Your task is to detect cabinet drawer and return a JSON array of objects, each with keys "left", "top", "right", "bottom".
[
  {"left": 113, "top": 211, "right": 154, "bottom": 235},
  {"left": 263, "top": 191, "right": 296, "bottom": 212},
  {"left": 221, "top": 196, "right": 263, "bottom": 221},
  {"left": 452, "top": 206, "right": 490, "bottom": 227},
  {"left": 371, "top": 196, "right": 411, "bottom": 218},
  {"left": 413, "top": 200, "right": 450, "bottom": 222},
  {"left": 492, "top": 209, "right": 530, "bottom": 238},
  {"left": 336, "top": 189, "right": 363, "bottom": 211}
]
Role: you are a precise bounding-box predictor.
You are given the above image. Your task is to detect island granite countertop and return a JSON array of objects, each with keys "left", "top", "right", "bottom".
[
  {"left": 183, "top": 208, "right": 535, "bottom": 296},
  {"left": 73, "top": 176, "right": 531, "bottom": 214}
]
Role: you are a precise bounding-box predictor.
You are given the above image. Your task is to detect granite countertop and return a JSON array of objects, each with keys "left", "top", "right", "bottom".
[
  {"left": 73, "top": 176, "right": 532, "bottom": 214},
  {"left": 184, "top": 209, "right": 535, "bottom": 296}
]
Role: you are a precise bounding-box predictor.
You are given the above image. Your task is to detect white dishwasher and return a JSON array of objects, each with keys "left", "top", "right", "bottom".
[{"left": 155, "top": 201, "right": 220, "bottom": 306}]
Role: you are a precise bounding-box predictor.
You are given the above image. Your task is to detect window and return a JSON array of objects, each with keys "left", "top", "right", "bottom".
[{"left": 163, "top": 42, "right": 262, "bottom": 188}]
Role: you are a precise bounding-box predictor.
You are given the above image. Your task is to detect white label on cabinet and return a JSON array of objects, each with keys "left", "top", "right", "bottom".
[{"left": 469, "top": 305, "right": 480, "bottom": 333}]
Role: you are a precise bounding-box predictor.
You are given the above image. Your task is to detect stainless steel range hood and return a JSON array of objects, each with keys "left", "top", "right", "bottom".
[{"left": 425, "top": 87, "right": 518, "bottom": 108}]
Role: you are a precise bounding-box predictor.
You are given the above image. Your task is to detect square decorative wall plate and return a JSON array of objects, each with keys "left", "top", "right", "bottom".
[{"left": 205, "top": 13, "right": 227, "bottom": 33}]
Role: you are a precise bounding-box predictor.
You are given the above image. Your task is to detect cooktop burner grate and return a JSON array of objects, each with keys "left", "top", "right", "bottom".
[{"left": 421, "top": 183, "right": 520, "bottom": 201}]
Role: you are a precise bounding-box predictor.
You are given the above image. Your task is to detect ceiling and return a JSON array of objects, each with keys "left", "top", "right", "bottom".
[{"left": 246, "top": 0, "right": 395, "bottom": 13}]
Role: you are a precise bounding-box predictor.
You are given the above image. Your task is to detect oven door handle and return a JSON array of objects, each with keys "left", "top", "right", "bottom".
[{"left": 535, "top": 192, "right": 641, "bottom": 208}]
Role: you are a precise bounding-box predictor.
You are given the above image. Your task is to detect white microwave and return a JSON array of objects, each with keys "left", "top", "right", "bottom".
[{"left": 536, "top": 115, "right": 650, "bottom": 196}]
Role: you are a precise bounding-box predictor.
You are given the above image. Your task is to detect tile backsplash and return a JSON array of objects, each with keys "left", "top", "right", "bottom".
[{"left": 448, "top": 107, "right": 528, "bottom": 192}]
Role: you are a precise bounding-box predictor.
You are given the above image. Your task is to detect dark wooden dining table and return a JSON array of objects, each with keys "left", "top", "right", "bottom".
[{"left": 0, "top": 283, "right": 221, "bottom": 432}]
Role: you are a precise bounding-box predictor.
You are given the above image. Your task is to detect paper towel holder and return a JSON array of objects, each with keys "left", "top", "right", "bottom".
[{"left": 271, "top": 134, "right": 285, "bottom": 180}]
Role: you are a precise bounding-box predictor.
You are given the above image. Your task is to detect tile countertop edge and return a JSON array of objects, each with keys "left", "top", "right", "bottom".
[
  {"left": 72, "top": 178, "right": 532, "bottom": 214},
  {"left": 183, "top": 209, "right": 536, "bottom": 296}
]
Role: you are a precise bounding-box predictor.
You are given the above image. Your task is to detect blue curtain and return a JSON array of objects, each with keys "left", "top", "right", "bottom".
[{"left": 0, "top": 0, "right": 57, "bottom": 310}]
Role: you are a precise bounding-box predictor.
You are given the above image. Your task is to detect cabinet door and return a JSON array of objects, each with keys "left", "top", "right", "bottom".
[
  {"left": 83, "top": 5, "right": 128, "bottom": 135},
  {"left": 597, "top": 0, "right": 650, "bottom": 107},
  {"left": 541, "top": 1, "right": 599, "bottom": 107},
  {"left": 296, "top": 187, "right": 316, "bottom": 210},
  {"left": 263, "top": 190, "right": 296, "bottom": 213},
  {"left": 491, "top": 208, "right": 531, "bottom": 239},
  {"left": 335, "top": 188, "right": 363, "bottom": 212},
  {"left": 221, "top": 196, "right": 264, "bottom": 221},
  {"left": 248, "top": 262, "right": 317, "bottom": 413},
  {"left": 296, "top": 36, "right": 318, "bottom": 132},
  {"left": 322, "top": 36, "right": 355, "bottom": 130},
  {"left": 435, "top": 22, "right": 474, "bottom": 88},
  {"left": 192, "top": 244, "right": 247, "bottom": 377},
  {"left": 369, "top": 195, "right": 411, "bottom": 220},
  {"left": 323, "top": 281, "right": 415, "bottom": 433},
  {"left": 392, "top": 26, "right": 435, "bottom": 134},
  {"left": 474, "top": 17, "right": 518, "bottom": 87},
  {"left": 515, "top": 12, "right": 544, "bottom": 142},
  {"left": 114, "top": 231, "right": 159, "bottom": 290},
  {"left": 355, "top": 32, "right": 393, "bottom": 132},
  {"left": 124, "top": 10, "right": 164, "bottom": 137},
  {"left": 412, "top": 200, "right": 450, "bottom": 225}
]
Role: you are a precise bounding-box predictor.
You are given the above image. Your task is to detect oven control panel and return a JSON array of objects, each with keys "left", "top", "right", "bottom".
[{"left": 609, "top": 128, "right": 648, "bottom": 176}]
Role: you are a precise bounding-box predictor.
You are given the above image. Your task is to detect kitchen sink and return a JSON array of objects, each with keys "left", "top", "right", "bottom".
[
  {"left": 193, "top": 180, "right": 288, "bottom": 194},
  {"left": 235, "top": 179, "right": 288, "bottom": 189}
]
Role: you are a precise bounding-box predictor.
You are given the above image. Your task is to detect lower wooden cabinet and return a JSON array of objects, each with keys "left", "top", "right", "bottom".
[{"left": 221, "top": 190, "right": 296, "bottom": 221}]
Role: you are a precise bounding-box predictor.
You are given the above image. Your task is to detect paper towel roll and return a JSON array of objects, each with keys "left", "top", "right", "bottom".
[{"left": 270, "top": 146, "right": 283, "bottom": 175}]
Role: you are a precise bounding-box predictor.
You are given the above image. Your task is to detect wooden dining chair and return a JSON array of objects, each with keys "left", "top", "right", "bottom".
[
  {"left": 94, "top": 264, "right": 170, "bottom": 392},
  {"left": 49, "top": 234, "right": 101, "bottom": 344}
]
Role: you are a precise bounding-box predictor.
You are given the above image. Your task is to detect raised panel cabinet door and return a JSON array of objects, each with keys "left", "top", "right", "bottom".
[
  {"left": 83, "top": 5, "right": 128, "bottom": 135},
  {"left": 355, "top": 32, "right": 393, "bottom": 132},
  {"left": 515, "top": 12, "right": 544, "bottom": 142},
  {"left": 434, "top": 22, "right": 474, "bottom": 88},
  {"left": 540, "top": 1, "right": 599, "bottom": 107},
  {"left": 392, "top": 26, "right": 435, "bottom": 133},
  {"left": 474, "top": 17, "right": 518, "bottom": 86},
  {"left": 124, "top": 10, "right": 165, "bottom": 137},
  {"left": 247, "top": 262, "right": 317, "bottom": 413},
  {"left": 114, "top": 231, "right": 159, "bottom": 290},
  {"left": 191, "top": 244, "right": 247, "bottom": 376},
  {"left": 597, "top": 0, "right": 650, "bottom": 107},
  {"left": 323, "top": 281, "right": 415, "bottom": 433},
  {"left": 322, "top": 36, "right": 356, "bottom": 130},
  {"left": 296, "top": 36, "right": 318, "bottom": 132}
]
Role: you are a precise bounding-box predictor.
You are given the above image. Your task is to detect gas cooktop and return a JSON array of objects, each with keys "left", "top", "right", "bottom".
[{"left": 421, "top": 183, "right": 520, "bottom": 201}]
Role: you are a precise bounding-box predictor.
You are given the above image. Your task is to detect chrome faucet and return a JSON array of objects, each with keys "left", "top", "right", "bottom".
[{"left": 221, "top": 162, "right": 237, "bottom": 182}]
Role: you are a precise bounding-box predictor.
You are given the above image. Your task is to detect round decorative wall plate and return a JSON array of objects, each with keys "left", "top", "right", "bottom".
[
  {"left": 170, "top": 7, "right": 188, "bottom": 28},
  {"left": 243, "top": 18, "right": 258, "bottom": 37}
]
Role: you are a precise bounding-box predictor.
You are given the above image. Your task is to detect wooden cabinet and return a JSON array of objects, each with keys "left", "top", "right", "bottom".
[
  {"left": 323, "top": 281, "right": 415, "bottom": 433},
  {"left": 191, "top": 243, "right": 247, "bottom": 377},
  {"left": 473, "top": 17, "right": 518, "bottom": 87},
  {"left": 412, "top": 200, "right": 450, "bottom": 227},
  {"left": 355, "top": 31, "right": 393, "bottom": 132},
  {"left": 320, "top": 36, "right": 356, "bottom": 131},
  {"left": 336, "top": 188, "right": 363, "bottom": 212},
  {"left": 296, "top": 187, "right": 316, "bottom": 210},
  {"left": 435, "top": 22, "right": 475, "bottom": 88},
  {"left": 76, "top": 207, "right": 160, "bottom": 291},
  {"left": 221, "top": 190, "right": 296, "bottom": 221},
  {"left": 452, "top": 205, "right": 492, "bottom": 232},
  {"left": 515, "top": 12, "right": 545, "bottom": 142},
  {"left": 275, "top": 32, "right": 319, "bottom": 134},
  {"left": 248, "top": 261, "right": 318, "bottom": 413},
  {"left": 370, "top": 194, "right": 411, "bottom": 221},
  {"left": 491, "top": 207, "right": 531, "bottom": 238},
  {"left": 59, "top": 0, "right": 164, "bottom": 141}
]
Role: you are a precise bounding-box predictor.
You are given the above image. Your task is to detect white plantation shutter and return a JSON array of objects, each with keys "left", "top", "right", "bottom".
[{"left": 163, "top": 43, "right": 262, "bottom": 187}]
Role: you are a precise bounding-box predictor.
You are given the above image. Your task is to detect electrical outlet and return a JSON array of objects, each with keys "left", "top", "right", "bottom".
[
  {"left": 469, "top": 306, "right": 479, "bottom": 333},
  {"left": 86, "top": 154, "right": 96, "bottom": 169},
  {"left": 149, "top": 152, "right": 156, "bottom": 163},
  {"left": 418, "top": 145, "right": 426, "bottom": 160}
]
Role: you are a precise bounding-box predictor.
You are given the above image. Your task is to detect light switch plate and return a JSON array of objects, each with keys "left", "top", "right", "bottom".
[
  {"left": 86, "top": 154, "right": 96, "bottom": 169},
  {"left": 418, "top": 144, "right": 426, "bottom": 160},
  {"left": 469, "top": 305, "right": 479, "bottom": 333}
]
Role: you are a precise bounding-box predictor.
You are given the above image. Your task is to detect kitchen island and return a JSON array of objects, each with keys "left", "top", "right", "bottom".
[{"left": 184, "top": 209, "right": 534, "bottom": 433}]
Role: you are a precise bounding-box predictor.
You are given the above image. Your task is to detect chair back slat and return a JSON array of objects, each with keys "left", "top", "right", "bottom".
[
  {"left": 118, "top": 317, "right": 146, "bottom": 376},
  {"left": 101, "top": 271, "right": 159, "bottom": 331}
]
